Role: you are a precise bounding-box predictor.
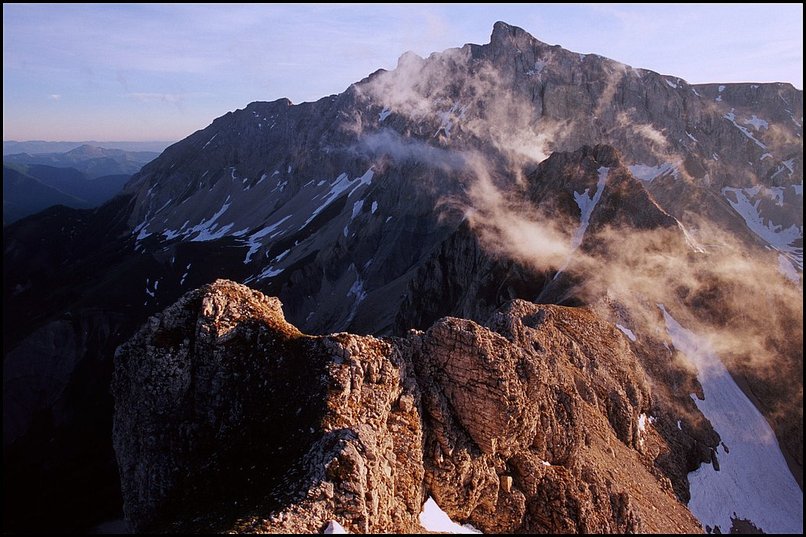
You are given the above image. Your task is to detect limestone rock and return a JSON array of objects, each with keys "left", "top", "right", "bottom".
[{"left": 113, "top": 281, "right": 703, "bottom": 533}]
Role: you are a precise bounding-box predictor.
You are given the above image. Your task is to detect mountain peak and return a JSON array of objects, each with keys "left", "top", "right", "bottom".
[
  {"left": 66, "top": 144, "right": 114, "bottom": 157},
  {"left": 490, "top": 20, "right": 543, "bottom": 48}
]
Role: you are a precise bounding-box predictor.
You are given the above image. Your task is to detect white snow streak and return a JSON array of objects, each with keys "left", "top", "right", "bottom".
[
  {"left": 722, "top": 186, "right": 803, "bottom": 269},
  {"left": 180, "top": 263, "right": 191, "bottom": 286},
  {"left": 616, "top": 324, "right": 637, "bottom": 341},
  {"left": 554, "top": 166, "right": 608, "bottom": 279},
  {"left": 743, "top": 115, "right": 768, "bottom": 131},
  {"left": 242, "top": 215, "right": 293, "bottom": 263},
  {"left": 187, "top": 198, "right": 232, "bottom": 242},
  {"left": 628, "top": 162, "right": 678, "bottom": 182},
  {"left": 202, "top": 133, "right": 218, "bottom": 149},
  {"left": 777, "top": 254, "right": 800, "bottom": 283},
  {"left": 304, "top": 168, "right": 375, "bottom": 228},
  {"left": 378, "top": 107, "right": 392, "bottom": 122},
  {"left": 660, "top": 305, "right": 803, "bottom": 534},
  {"left": 723, "top": 111, "right": 767, "bottom": 149},
  {"left": 572, "top": 166, "right": 609, "bottom": 250}
]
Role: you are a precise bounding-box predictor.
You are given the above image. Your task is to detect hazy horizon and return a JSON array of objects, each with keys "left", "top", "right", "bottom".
[{"left": 3, "top": 4, "right": 803, "bottom": 142}]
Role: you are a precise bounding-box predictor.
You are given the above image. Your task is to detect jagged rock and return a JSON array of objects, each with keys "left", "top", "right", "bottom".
[{"left": 113, "top": 280, "right": 702, "bottom": 533}]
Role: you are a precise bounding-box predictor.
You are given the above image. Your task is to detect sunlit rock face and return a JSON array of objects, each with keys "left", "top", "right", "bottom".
[{"left": 112, "top": 280, "right": 703, "bottom": 533}]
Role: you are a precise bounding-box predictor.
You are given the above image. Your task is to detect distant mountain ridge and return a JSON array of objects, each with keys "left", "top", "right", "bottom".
[
  {"left": 3, "top": 144, "right": 159, "bottom": 224},
  {"left": 4, "top": 144, "right": 160, "bottom": 178},
  {"left": 3, "top": 140, "right": 173, "bottom": 155}
]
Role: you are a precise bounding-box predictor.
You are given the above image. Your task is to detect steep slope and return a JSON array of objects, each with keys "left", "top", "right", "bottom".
[
  {"left": 3, "top": 144, "right": 154, "bottom": 224},
  {"left": 24, "top": 164, "right": 130, "bottom": 205},
  {"left": 2, "top": 21, "right": 802, "bottom": 532},
  {"left": 113, "top": 280, "right": 704, "bottom": 534},
  {"left": 2, "top": 165, "right": 92, "bottom": 224}
]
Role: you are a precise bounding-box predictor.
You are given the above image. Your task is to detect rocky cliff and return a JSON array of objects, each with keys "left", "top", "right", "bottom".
[{"left": 113, "top": 280, "right": 705, "bottom": 533}]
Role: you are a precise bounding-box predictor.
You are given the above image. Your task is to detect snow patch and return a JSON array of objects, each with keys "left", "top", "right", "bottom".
[
  {"left": 135, "top": 226, "right": 152, "bottom": 241},
  {"left": 419, "top": 497, "right": 482, "bottom": 534},
  {"left": 660, "top": 305, "right": 803, "bottom": 534},
  {"left": 202, "top": 133, "right": 218, "bottom": 149},
  {"left": 180, "top": 263, "right": 191, "bottom": 286},
  {"left": 378, "top": 107, "right": 391, "bottom": 122},
  {"left": 304, "top": 168, "right": 375, "bottom": 228},
  {"left": 724, "top": 110, "right": 767, "bottom": 149},
  {"left": 555, "top": 166, "right": 608, "bottom": 278},
  {"left": 324, "top": 520, "right": 347, "bottom": 534},
  {"left": 722, "top": 186, "right": 802, "bottom": 269},
  {"left": 344, "top": 267, "right": 367, "bottom": 327},
  {"left": 186, "top": 198, "right": 232, "bottom": 242},
  {"left": 434, "top": 101, "right": 467, "bottom": 138},
  {"left": 628, "top": 162, "right": 678, "bottom": 182},
  {"left": 743, "top": 115, "right": 768, "bottom": 131},
  {"left": 637, "top": 413, "right": 649, "bottom": 434},
  {"left": 256, "top": 265, "right": 283, "bottom": 280},
  {"left": 778, "top": 254, "right": 800, "bottom": 283},
  {"left": 144, "top": 278, "right": 156, "bottom": 298},
  {"left": 572, "top": 166, "right": 609, "bottom": 249},
  {"left": 371, "top": 201, "right": 378, "bottom": 214},
  {"left": 351, "top": 200, "right": 364, "bottom": 220},
  {"left": 242, "top": 215, "right": 293, "bottom": 263},
  {"left": 616, "top": 324, "right": 637, "bottom": 341}
]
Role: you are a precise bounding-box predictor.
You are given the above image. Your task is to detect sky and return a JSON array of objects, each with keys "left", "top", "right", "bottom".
[{"left": 3, "top": 3, "right": 803, "bottom": 142}]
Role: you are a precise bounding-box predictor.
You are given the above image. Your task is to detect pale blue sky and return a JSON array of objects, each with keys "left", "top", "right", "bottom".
[{"left": 3, "top": 3, "right": 803, "bottom": 142}]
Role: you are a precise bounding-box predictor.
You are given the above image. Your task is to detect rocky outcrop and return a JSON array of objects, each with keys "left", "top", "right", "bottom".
[{"left": 113, "top": 280, "right": 704, "bottom": 533}]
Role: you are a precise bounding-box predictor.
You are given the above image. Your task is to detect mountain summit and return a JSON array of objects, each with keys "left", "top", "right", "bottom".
[{"left": 3, "top": 22, "right": 802, "bottom": 533}]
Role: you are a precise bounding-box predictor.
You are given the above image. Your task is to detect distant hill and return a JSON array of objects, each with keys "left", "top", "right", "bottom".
[
  {"left": 3, "top": 140, "right": 173, "bottom": 155},
  {"left": 2, "top": 165, "right": 91, "bottom": 225},
  {"left": 3, "top": 144, "right": 158, "bottom": 224},
  {"left": 4, "top": 144, "right": 160, "bottom": 178}
]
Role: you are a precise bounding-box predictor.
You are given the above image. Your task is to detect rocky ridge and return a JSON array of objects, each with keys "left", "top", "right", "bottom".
[{"left": 113, "top": 280, "right": 704, "bottom": 533}]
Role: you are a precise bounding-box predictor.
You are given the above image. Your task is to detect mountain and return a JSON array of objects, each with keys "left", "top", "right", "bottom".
[
  {"left": 2, "top": 165, "right": 93, "bottom": 224},
  {"left": 3, "top": 21, "right": 802, "bottom": 533},
  {"left": 2, "top": 145, "right": 159, "bottom": 224},
  {"left": 3, "top": 140, "right": 173, "bottom": 155},
  {"left": 4, "top": 144, "right": 160, "bottom": 178}
]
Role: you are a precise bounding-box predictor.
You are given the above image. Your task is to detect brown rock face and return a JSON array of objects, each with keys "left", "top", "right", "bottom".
[{"left": 113, "top": 280, "right": 703, "bottom": 533}]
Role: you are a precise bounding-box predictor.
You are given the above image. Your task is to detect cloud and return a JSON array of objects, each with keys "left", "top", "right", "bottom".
[{"left": 47, "top": 94, "right": 61, "bottom": 101}]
